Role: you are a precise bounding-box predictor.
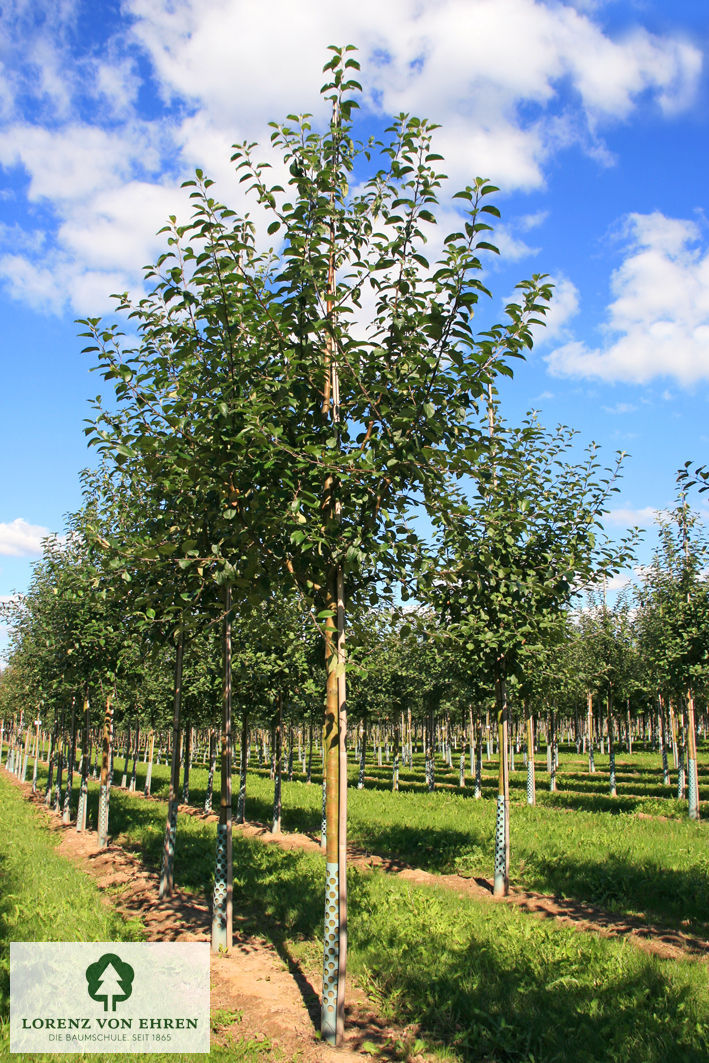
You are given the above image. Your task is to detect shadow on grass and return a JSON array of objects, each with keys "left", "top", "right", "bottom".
[
  {"left": 350, "top": 821, "right": 492, "bottom": 875},
  {"left": 352, "top": 876, "right": 709, "bottom": 1063},
  {"left": 535, "top": 791, "right": 642, "bottom": 815},
  {"left": 89, "top": 788, "right": 709, "bottom": 1062}
]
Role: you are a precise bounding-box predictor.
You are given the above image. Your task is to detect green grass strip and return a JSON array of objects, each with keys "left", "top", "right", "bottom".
[
  {"left": 50, "top": 779, "right": 709, "bottom": 1063},
  {"left": 0, "top": 772, "right": 283, "bottom": 1063},
  {"left": 116, "top": 755, "right": 709, "bottom": 935}
]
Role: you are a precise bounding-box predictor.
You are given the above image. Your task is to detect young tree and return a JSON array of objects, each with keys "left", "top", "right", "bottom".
[
  {"left": 426, "top": 414, "right": 635, "bottom": 895},
  {"left": 79, "top": 47, "right": 553, "bottom": 1044},
  {"left": 635, "top": 493, "right": 709, "bottom": 819}
]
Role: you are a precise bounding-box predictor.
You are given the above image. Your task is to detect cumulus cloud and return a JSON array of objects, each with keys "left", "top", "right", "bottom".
[
  {"left": 0, "top": 123, "right": 163, "bottom": 202},
  {"left": 0, "top": 519, "right": 51, "bottom": 557},
  {"left": 541, "top": 275, "right": 580, "bottom": 341},
  {"left": 519, "top": 273, "right": 580, "bottom": 348},
  {"left": 605, "top": 506, "right": 660, "bottom": 527},
  {"left": 124, "top": 0, "right": 701, "bottom": 189},
  {"left": 546, "top": 212, "right": 709, "bottom": 384},
  {"left": 604, "top": 572, "right": 634, "bottom": 591},
  {"left": 0, "top": 120, "right": 190, "bottom": 310},
  {"left": 491, "top": 225, "right": 540, "bottom": 262},
  {"left": 0, "top": 0, "right": 701, "bottom": 315},
  {"left": 602, "top": 402, "right": 637, "bottom": 415}
]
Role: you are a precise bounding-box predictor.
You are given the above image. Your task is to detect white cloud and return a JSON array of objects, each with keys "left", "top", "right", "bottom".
[
  {"left": 494, "top": 225, "right": 539, "bottom": 262},
  {"left": 605, "top": 506, "right": 659, "bottom": 526},
  {"left": 519, "top": 211, "right": 549, "bottom": 232},
  {"left": 603, "top": 572, "right": 633, "bottom": 591},
  {"left": 547, "top": 212, "right": 709, "bottom": 384},
  {"left": 58, "top": 181, "right": 188, "bottom": 272},
  {"left": 0, "top": 222, "right": 46, "bottom": 255},
  {"left": 0, "top": 519, "right": 51, "bottom": 557},
  {"left": 0, "top": 0, "right": 701, "bottom": 316},
  {"left": 542, "top": 275, "right": 580, "bottom": 341},
  {"left": 0, "top": 3, "right": 112, "bottom": 142},
  {"left": 0, "top": 123, "right": 161, "bottom": 203},
  {"left": 0, "top": 255, "right": 66, "bottom": 313},
  {"left": 91, "top": 56, "right": 141, "bottom": 119},
  {"left": 0, "top": 119, "right": 189, "bottom": 310},
  {"left": 122, "top": 0, "right": 700, "bottom": 194},
  {"left": 524, "top": 273, "right": 580, "bottom": 347},
  {"left": 0, "top": 250, "right": 151, "bottom": 316},
  {"left": 575, "top": 568, "right": 638, "bottom": 602},
  {"left": 602, "top": 402, "right": 637, "bottom": 414}
]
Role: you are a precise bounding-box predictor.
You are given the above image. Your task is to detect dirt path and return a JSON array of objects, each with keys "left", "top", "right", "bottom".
[{"left": 4, "top": 770, "right": 428, "bottom": 1063}]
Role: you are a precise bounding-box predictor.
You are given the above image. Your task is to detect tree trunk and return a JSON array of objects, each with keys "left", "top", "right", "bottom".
[
  {"left": 687, "top": 690, "right": 700, "bottom": 820},
  {"left": 205, "top": 729, "right": 217, "bottom": 815},
  {"left": 273, "top": 695, "right": 283, "bottom": 834},
  {"left": 587, "top": 691, "right": 595, "bottom": 773},
  {"left": 526, "top": 706, "right": 535, "bottom": 806},
  {"left": 20, "top": 725, "right": 31, "bottom": 782},
  {"left": 76, "top": 695, "right": 90, "bottom": 832},
  {"left": 32, "top": 716, "right": 41, "bottom": 794},
  {"left": 676, "top": 702, "right": 686, "bottom": 799},
  {"left": 425, "top": 708, "right": 435, "bottom": 791},
  {"left": 212, "top": 589, "right": 233, "bottom": 951},
  {"left": 608, "top": 690, "right": 616, "bottom": 797},
  {"left": 357, "top": 712, "right": 366, "bottom": 789},
  {"left": 44, "top": 713, "right": 58, "bottom": 806},
  {"left": 144, "top": 729, "right": 155, "bottom": 797},
  {"left": 321, "top": 563, "right": 347, "bottom": 1044},
  {"left": 97, "top": 694, "right": 114, "bottom": 849},
  {"left": 61, "top": 699, "right": 77, "bottom": 824},
  {"left": 493, "top": 673, "right": 510, "bottom": 897},
  {"left": 237, "top": 715, "right": 248, "bottom": 823},
  {"left": 549, "top": 710, "right": 557, "bottom": 792},
  {"left": 393, "top": 716, "right": 400, "bottom": 792},
  {"left": 658, "top": 696, "right": 670, "bottom": 787},
  {"left": 121, "top": 725, "right": 130, "bottom": 788},
  {"left": 182, "top": 722, "right": 191, "bottom": 805},
  {"left": 130, "top": 722, "right": 139, "bottom": 792},
  {"left": 474, "top": 717, "right": 483, "bottom": 799},
  {"left": 159, "top": 634, "right": 184, "bottom": 897},
  {"left": 670, "top": 700, "right": 679, "bottom": 768}
]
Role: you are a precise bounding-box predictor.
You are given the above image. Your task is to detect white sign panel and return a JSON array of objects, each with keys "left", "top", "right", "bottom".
[{"left": 11, "top": 942, "right": 210, "bottom": 1053}]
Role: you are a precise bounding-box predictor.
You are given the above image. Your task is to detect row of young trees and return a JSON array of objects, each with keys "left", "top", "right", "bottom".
[
  {"left": 2, "top": 505, "right": 707, "bottom": 928},
  {"left": 1, "top": 485, "right": 707, "bottom": 1035},
  {"left": 2, "top": 47, "right": 704, "bottom": 1045}
]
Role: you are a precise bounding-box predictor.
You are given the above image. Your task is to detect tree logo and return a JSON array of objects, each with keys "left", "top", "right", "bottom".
[{"left": 85, "top": 953, "right": 135, "bottom": 1012}]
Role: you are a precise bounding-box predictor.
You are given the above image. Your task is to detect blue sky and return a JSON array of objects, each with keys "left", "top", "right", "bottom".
[{"left": 1, "top": 0, "right": 709, "bottom": 652}]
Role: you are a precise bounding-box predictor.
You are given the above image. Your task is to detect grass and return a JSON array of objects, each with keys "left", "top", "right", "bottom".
[
  {"left": 0, "top": 771, "right": 290, "bottom": 1063},
  {"left": 21, "top": 776, "right": 709, "bottom": 1062},
  {"left": 101, "top": 743, "right": 709, "bottom": 936},
  {"left": 15, "top": 741, "right": 709, "bottom": 1061}
]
